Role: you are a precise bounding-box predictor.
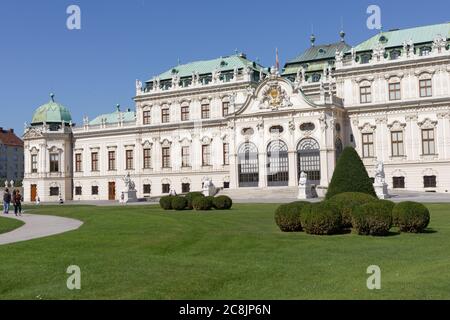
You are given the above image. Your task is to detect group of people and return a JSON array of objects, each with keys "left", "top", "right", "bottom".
[{"left": 2, "top": 188, "right": 23, "bottom": 216}]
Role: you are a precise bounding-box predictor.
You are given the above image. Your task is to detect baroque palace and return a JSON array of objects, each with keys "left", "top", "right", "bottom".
[{"left": 23, "top": 22, "right": 450, "bottom": 202}]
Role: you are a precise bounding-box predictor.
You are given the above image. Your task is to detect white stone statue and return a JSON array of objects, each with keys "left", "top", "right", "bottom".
[
  {"left": 297, "top": 171, "right": 314, "bottom": 199},
  {"left": 4, "top": 180, "right": 8, "bottom": 188},
  {"left": 299, "top": 171, "right": 307, "bottom": 186},
  {"left": 135, "top": 79, "right": 142, "bottom": 94},
  {"left": 169, "top": 186, "right": 177, "bottom": 196},
  {"left": 202, "top": 178, "right": 216, "bottom": 197},
  {"left": 373, "top": 160, "right": 389, "bottom": 199},
  {"left": 10, "top": 180, "right": 14, "bottom": 188},
  {"left": 374, "top": 161, "right": 385, "bottom": 185},
  {"left": 123, "top": 173, "right": 136, "bottom": 191}
]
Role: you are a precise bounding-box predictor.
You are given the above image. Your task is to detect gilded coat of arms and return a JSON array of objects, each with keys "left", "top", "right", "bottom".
[{"left": 261, "top": 83, "right": 292, "bottom": 110}]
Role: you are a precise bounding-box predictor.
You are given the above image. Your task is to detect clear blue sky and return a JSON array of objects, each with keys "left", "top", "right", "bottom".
[{"left": 0, "top": 0, "right": 449, "bottom": 135}]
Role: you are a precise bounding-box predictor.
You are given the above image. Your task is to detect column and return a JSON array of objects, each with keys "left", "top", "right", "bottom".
[{"left": 288, "top": 151, "right": 296, "bottom": 187}]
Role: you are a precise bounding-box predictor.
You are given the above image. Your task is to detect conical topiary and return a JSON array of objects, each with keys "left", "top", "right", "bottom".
[{"left": 326, "top": 146, "right": 376, "bottom": 199}]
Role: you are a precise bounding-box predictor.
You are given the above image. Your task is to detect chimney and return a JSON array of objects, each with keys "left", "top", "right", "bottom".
[
  {"left": 9, "top": 128, "right": 14, "bottom": 134},
  {"left": 0, "top": 127, "right": 3, "bottom": 132}
]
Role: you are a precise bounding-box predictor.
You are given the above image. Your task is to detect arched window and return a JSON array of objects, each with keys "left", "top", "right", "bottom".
[
  {"left": 238, "top": 142, "right": 259, "bottom": 187},
  {"left": 267, "top": 140, "right": 289, "bottom": 186},
  {"left": 297, "top": 138, "right": 320, "bottom": 184}
]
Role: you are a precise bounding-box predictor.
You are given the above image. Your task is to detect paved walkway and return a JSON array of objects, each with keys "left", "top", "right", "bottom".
[{"left": 0, "top": 213, "right": 83, "bottom": 245}]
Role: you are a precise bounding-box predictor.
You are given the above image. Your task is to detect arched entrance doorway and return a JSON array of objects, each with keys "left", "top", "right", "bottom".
[
  {"left": 267, "top": 140, "right": 289, "bottom": 186},
  {"left": 297, "top": 138, "right": 320, "bottom": 185},
  {"left": 238, "top": 142, "right": 259, "bottom": 187}
]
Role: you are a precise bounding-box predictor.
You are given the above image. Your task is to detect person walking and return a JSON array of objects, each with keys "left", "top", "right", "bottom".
[
  {"left": 13, "top": 189, "right": 23, "bottom": 216},
  {"left": 3, "top": 188, "right": 11, "bottom": 214}
]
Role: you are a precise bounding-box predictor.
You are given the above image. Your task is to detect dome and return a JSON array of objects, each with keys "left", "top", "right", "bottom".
[{"left": 31, "top": 94, "right": 72, "bottom": 125}]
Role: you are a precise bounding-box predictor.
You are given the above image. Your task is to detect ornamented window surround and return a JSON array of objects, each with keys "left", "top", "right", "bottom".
[
  {"left": 387, "top": 121, "right": 407, "bottom": 159},
  {"left": 418, "top": 118, "right": 438, "bottom": 159}
]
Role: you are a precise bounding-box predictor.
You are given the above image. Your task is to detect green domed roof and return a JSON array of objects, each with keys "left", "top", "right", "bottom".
[{"left": 31, "top": 94, "right": 72, "bottom": 125}]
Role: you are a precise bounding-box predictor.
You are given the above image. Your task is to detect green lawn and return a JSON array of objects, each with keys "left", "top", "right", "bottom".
[
  {"left": 0, "top": 216, "right": 24, "bottom": 235},
  {"left": 0, "top": 203, "right": 449, "bottom": 299}
]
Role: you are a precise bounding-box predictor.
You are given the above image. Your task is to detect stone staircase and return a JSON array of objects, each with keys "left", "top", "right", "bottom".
[{"left": 216, "top": 186, "right": 299, "bottom": 203}]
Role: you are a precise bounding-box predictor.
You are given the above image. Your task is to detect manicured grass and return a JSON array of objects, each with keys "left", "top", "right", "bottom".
[
  {"left": 0, "top": 203, "right": 449, "bottom": 299},
  {"left": 0, "top": 216, "right": 24, "bottom": 235}
]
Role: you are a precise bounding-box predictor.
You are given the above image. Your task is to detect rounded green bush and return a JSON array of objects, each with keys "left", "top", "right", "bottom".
[
  {"left": 159, "top": 196, "right": 173, "bottom": 210},
  {"left": 352, "top": 201, "right": 393, "bottom": 236},
  {"left": 327, "top": 192, "right": 377, "bottom": 228},
  {"left": 171, "top": 196, "right": 187, "bottom": 210},
  {"left": 185, "top": 192, "right": 205, "bottom": 210},
  {"left": 300, "top": 202, "right": 342, "bottom": 235},
  {"left": 213, "top": 195, "right": 233, "bottom": 210},
  {"left": 392, "top": 201, "right": 430, "bottom": 233},
  {"left": 192, "top": 196, "right": 212, "bottom": 211},
  {"left": 274, "top": 201, "right": 309, "bottom": 232},
  {"left": 205, "top": 196, "right": 215, "bottom": 208}
]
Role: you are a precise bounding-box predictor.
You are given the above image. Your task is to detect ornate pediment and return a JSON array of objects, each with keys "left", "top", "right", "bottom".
[
  {"left": 260, "top": 83, "right": 292, "bottom": 110},
  {"left": 23, "top": 127, "right": 44, "bottom": 139}
]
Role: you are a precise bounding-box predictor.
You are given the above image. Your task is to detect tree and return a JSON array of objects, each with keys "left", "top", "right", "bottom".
[{"left": 326, "top": 146, "right": 376, "bottom": 199}]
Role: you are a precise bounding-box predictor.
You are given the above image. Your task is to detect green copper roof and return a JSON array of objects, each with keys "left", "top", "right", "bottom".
[
  {"left": 31, "top": 95, "right": 72, "bottom": 124},
  {"left": 351, "top": 22, "right": 450, "bottom": 52},
  {"left": 89, "top": 108, "right": 136, "bottom": 125},
  {"left": 286, "top": 42, "right": 351, "bottom": 65},
  {"left": 148, "top": 54, "right": 265, "bottom": 81}
]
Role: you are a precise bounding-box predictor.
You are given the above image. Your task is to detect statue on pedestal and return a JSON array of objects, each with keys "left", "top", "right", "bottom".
[
  {"left": 373, "top": 160, "right": 389, "bottom": 199},
  {"left": 121, "top": 173, "right": 138, "bottom": 203},
  {"left": 298, "top": 172, "right": 314, "bottom": 199}
]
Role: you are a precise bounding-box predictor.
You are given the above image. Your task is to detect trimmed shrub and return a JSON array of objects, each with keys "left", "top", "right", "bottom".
[
  {"left": 159, "top": 196, "right": 173, "bottom": 210},
  {"left": 352, "top": 201, "right": 393, "bottom": 236},
  {"left": 327, "top": 192, "right": 377, "bottom": 228},
  {"left": 274, "top": 201, "right": 309, "bottom": 232},
  {"left": 171, "top": 196, "right": 187, "bottom": 211},
  {"left": 392, "top": 201, "right": 430, "bottom": 233},
  {"left": 185, "top": 192, "right": 205, "bottom": 210},
  {"left": 326, "top": 146, "right": 377, "bottom": 199},
  {"left": 213, "top": 195, "right": 233, "bottom": 210},
  {"left": 300, "top": 202, "right": 342, "bottom": 235},
  {"left": 205, "top": 196, "right": 215, "bottom": 208},
  {"left": 192, "top": 196, "right": 212, "bottom": 211}
]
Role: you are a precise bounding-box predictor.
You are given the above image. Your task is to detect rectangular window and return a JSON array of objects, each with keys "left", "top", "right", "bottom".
[
  {"left": 143, "top": 110, "right": 151, "bottom": 125},
  {"left": 201, "top": 104, "right": 210, "bottom": 119},
  {"left": 222, "top": 101, "right": 229, "bottom": 117},
  {"left": 360, "top": 86, "right": 372, "bottom": 103},
  {"left": 126, "top": 150, "right": 134, "bottom": 170},
  {"left": 143, "top": 148, "right": 152, "bottom": 169},
  {"left": 92, "top": 186, "right": 99, "bottom": 195},
  {"left": 49, "top": 187, "right": 59, "bottom": 196},
  {"left": 31, "top": 154, "right": 38, "bottom": 173},
  {"left": 181, "top": 106, "right": 190, "bottom": 121},
  {"left": 143, "top": 184, "right": 151, "bottom": 194},
  {"left": 182, "top": 183, "right": 190, "bottom": 193},
  {"left": 75, "top": 186, "right": 82, "bottom": 195},
  {"left": 202, "top": 144, "right": 211, "bottom": 166},
  {"left": 223, "top": 143, "right": 230, "bottom": 165},
  {"left": 224, "top": 181, "right": 230, "bottom": 189},
  {"left": 419, "top": 79, "right": 432, "bottom": 97},
  {"left": 181, "top": 146, "right": 190, "bottom": 167},
  {"left": 161, "top": 108, "right": 170, "bottom": 123},
  {"left": 108, "top": 151, "right": 116, "bottom": 171},
  {"left": 75, "top": 153, "right": 82, "bottom": 172},
  {"left": 50, "top": 153, "right": 59, "bottom": 172},
  {"left": 393, "top": 177, "right": 405, "bottom": 189},
  {"left": 391, "top": 131, "right": 404, "bottom": 157},
  {"left": 91, "top": 152, "right": 98, "bottom": 171},
  {"left": 424, "top": 175, "right": 436, "bottom": 188},
  {"left": 362, "top": 133, "right": 374, "bottom": 158},
  {"left": 389, "top": 82, "right": 401, "bottom": 101},
  {"left": 422, "top": 129, "right": 435, "bottom": 155},
  {"left": 162, "top": 147, "right": 171, "bottom": 168},
  {"left": 162, "top": 184, "right": 170, "bottom": 194}
]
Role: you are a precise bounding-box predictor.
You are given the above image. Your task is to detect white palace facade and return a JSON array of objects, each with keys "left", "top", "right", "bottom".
[{"left": 23, "top": 22, "right": 450, "bottom": 202}]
